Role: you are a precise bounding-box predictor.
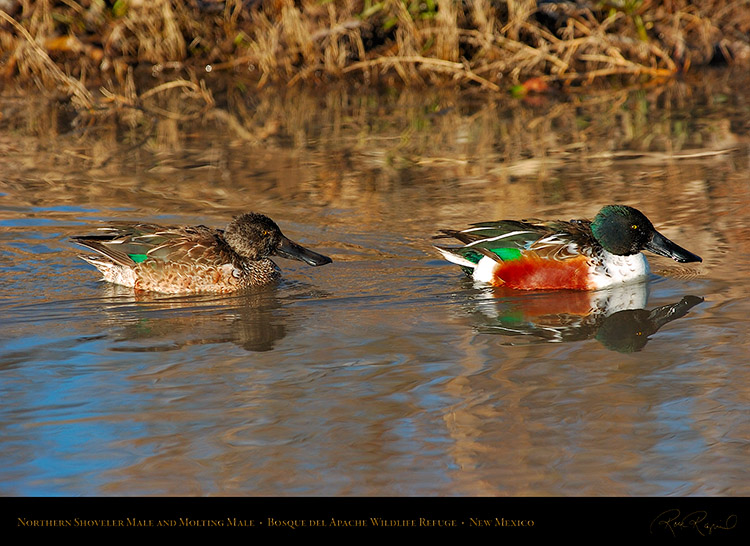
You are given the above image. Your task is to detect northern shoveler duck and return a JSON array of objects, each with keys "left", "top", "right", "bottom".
[
  {"left": 72, "top": 212, "right": 332, "bottom": 294},
  {"left": 434, "top": 205, "right": 702, "bottom": 290}
]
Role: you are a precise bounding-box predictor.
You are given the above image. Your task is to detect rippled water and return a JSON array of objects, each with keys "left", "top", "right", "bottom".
[{"left": 1, "top": 74, "right": 750, "bottom": 496}]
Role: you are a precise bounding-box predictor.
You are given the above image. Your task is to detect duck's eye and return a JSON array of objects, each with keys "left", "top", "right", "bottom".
[{"left": 631, "top": 224, "right": 638, "bottom": 230}]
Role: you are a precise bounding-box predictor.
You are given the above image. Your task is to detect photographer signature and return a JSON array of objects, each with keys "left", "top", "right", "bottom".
[{"left": 650, "top": 509, "right": 737, "bottom": 537}]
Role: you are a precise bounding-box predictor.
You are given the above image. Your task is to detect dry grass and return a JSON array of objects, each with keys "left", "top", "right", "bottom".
[{"left": 1, "top": 0, "right": 749, "bottom": 115}]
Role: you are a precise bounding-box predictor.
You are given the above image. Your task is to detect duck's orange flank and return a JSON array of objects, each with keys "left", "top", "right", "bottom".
[{"left": 492, "top": 254, "right": 592, "bottom": 290}]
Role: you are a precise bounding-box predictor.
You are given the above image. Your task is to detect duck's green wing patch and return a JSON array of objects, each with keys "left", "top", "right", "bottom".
[
  {"left": 490, "top": 247, "right": 523, "bottom": 261},
  {"left": 129, "top": 253, "right": 149, "bottom": 263},
  {"left": 444, "top": 243, "right": 524, "bottom": 264}
]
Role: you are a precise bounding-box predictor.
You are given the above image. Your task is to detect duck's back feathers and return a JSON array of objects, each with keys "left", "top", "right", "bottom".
[
  {"left": 434, "top": 218, "right": 596, "bottom": 267},
  {"left": 73, "top": 222, "right": 233, "bottom": 268}
]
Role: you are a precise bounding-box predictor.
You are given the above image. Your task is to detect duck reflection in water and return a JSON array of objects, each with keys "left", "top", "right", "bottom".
[
  {"left": 469, "top": 282, "right": 703, "bottom": 353},
  {"left": 98, "top": 283, "right": 294, "bottom": 352}
]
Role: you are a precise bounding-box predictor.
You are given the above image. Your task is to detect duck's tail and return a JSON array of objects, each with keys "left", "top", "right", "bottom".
[{"left": 434, "top": 245, "right": 479, "bottom": 270}]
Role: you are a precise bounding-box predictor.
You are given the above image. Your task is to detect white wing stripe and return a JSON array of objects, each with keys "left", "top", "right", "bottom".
[{"left": 464, "top": 230, "right": 537, "bottom": 247}]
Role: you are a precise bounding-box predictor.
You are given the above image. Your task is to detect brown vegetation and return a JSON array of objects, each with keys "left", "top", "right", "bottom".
[{"left": 1, "top": 0, "right": 749, "bottom": 115}]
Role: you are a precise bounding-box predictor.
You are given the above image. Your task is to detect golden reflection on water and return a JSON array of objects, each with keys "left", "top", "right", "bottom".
[{"left": 1, "top": 71, "right": 750, "bottom": 496}]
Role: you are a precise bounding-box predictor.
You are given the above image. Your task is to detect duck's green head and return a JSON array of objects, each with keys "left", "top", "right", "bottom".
[
  {"left": 591, "top": 205, "right": 702, "bottom": 263},
  {"left": 224, "top": 212, "right": 332, "bottom": 266}
]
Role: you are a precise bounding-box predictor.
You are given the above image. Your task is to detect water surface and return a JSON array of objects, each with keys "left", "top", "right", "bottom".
[{"left": 1, "top": 73, "right": 749, "bottom": 496}]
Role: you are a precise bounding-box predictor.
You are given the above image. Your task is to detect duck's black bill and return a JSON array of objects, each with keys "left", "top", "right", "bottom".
[
  {"left": 276, "top": 237, "right": 332, "bottom": 266},
  {"left": 646, "top": 231, "right": 702, "bottom": 263}
]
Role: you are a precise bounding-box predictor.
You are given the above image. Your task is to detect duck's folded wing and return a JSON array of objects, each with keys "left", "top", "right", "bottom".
[
  {"left": 435, "top": 218, "right": 594, "bottom": 264},
  {"left": 73, "top": 223, "right": 226, "bottom": 266},
  {"left": 434, "top": 220, "right": 548, "bottom": 264}
]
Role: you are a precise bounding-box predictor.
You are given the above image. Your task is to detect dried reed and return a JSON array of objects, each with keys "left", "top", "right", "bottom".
[{"left": 0, "top": 0, "right": 747, "bottom": 114}]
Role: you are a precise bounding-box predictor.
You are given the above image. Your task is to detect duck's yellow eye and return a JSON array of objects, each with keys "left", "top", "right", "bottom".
[{"left": 631, "top": 224, "right": 638, "bottom": 229}]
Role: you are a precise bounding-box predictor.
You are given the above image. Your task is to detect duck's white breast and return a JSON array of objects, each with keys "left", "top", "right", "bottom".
[{"left": 589, "top": 251, "right": 650, "bottom": 289}]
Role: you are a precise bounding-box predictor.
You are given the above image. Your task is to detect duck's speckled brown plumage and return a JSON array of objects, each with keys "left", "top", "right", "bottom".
[{"left": 73, "top": 213, "right": 332, "bottom": 294}]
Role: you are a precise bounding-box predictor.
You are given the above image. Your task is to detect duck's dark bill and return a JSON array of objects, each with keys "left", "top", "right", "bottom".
[
  {"left": 646, "top": 231, "right": 702, "bottom": 263},
  {"left": 276, "top": 237, "right": 332, "bottom": 266}
]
